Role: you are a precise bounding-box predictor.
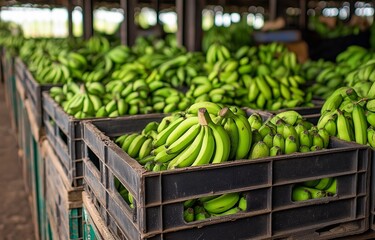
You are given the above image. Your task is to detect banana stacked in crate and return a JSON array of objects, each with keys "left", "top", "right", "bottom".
[{"left": 115, "top": 102, "right": 330, "bottom": 172}]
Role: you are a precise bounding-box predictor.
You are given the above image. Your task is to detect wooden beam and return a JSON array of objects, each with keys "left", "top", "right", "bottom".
[
  {"left": 82, "top": 0, "right": 93, "bottom": 40},
  {"left": 176, "top": 0, "right": 205, "bottom": 52},
  {"left": 120, "top": 0, "right": 137, "bottom": 46}
]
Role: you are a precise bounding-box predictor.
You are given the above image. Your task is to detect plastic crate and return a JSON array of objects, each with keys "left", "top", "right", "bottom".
[
  {"left": 82, "top": 192, "right": 115, "bottom": 240},
  {"left": 15, "top": 57, "right": 26, "bottom": 88},
  {"left": 24, "top": 67, "right": 61, "bottom": 128},
  {"left": 43, "top": 91, "right": 86, "bottom": 187},
  {"left": 82, "top": 115, "right": 370, "bottom": 240},
  {"left": 43, "top": 139, "right": 83, "bottom": 240}
]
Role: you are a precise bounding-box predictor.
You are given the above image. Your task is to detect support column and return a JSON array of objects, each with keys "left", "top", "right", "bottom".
[
  {"left": 82, "top": 0, "right": 94, "bottom": 40},
  {"left": 299, "top": 0, "right": 307, "bottom": 29},
  {"left": 120, "top": 0, "right": 137, "bottom": 46},
  {"left": 67, "top": 0, "right": 73, "bottom": 37},
  {"left": 176, "top": 0, "right": 205, "bottom": 51},
  {"left": 269, "top": 0, "right": 277, "bottom": 21}
]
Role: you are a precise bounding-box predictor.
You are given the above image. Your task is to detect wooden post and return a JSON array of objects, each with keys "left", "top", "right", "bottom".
[
  {"left": 67, "top": 0, "right": 73, "bottom": 37},
  {"left": 269, "top": 0, "right": 277, "bottom": 20},
  {"left": 299, "top": 0, "right": 307, "bottom": 29},
  {"left": 120, "top": 0, "right": 137, "bottom": 46},
  {"left": 176, "top": 0, "right": 205, "bottom": 51},
  {"left": 82, "top": 0, "right": 94, "bottom": 40}
]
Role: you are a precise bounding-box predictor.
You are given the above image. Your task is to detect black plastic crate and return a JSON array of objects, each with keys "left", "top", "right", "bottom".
[
  {"left": 82, "top": 115, "right": 370, "bottom": 240},
  {"left": 25, "top": 69, "right": 60, "bottom": 128},
  {"left": 43, "top": 91, "right": 87, "bottom": 187},
  {"left": 14, "top": 57, "right": 26, "bottom": 88},
  {"left": 43, "top": 139, "right": 83, "bottom": 240}
]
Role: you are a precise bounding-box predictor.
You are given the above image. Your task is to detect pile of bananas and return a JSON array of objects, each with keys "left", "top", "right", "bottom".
[
  {"left": 183, "top": 192, "right": 247, "bottom": 222},
  {"left": 50, "top": 82, "right": 103, "bottom": 118},
  {"left": 309, "top": 15, "right": 360, "bottom": 39},
  {"left": 305, "top": 46, "right": 375, "bottom": 99},
  {"left": 292, "top": 178, "right": 337, "bottom": 201},
  {"left": 317, "top": 87, "right": 375, "bottom": 146},
  {"left": 190, "top": 43, "right": 313, "bottom": 110},
  {"left": 345, "top": 60, "right": 375, "bottom": 98},
  {"left": 115, "top": 102, "right": 329, "bottom": 172}
]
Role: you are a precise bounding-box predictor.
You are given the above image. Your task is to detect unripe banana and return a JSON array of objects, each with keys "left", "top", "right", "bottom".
[
  {"left": 337, "top": 109, "right": 353, "bottom": 142},
  {"left": 127, "top": 135, "right": 147, "bottom": 158},
  {"left": 299, "top": 145, "right": 311, "bottom": 153},
  {"left": 238, "top": 196, "right": 247, "bottom": 211},
  {"left": 249, "top": 141, "right": 269, "bottom": 160},
  {"left": 324, "top": 118, "right": 337, "bottom": 137},
  {"left": 199, "top": 108, "right": 230, "bottom": 164},
  {"left": 273, "top": 134, "right": 285, "bottom": 153},
  {"left": 367, "top": 126, "right": 375, "bottom": 147},
  {"left": 203, "top": 193, "right": 240, "bottom": 214},
  {"left": 184, "top": 208, "right": 195, "bottom": 222},
  {"left": 318, "top": 129, "right": 330, "bottom": 148},
  {"left": 270, "top": 146, "right": 282, "bottom": 156},
  {"left": 121, "top": 133, "right": 139, "bottom": 152},
  {"left": 299, "top": 130, "right": 312, "bottom": 148},
  {"left": 303, "top": 179, "right": 320, "bottom": 187},
  {"left": 285, "top": 136, "right": 298, "bottom": 154},
  {"left": 166, "top": 124, "right": 201, "bottom": 154},
  {"left": 292, "top": 187, "right": 312, "bottom": 201},
  {"left": 314, "top": 178, "right": 334, "bottom": 190},
  {"left": 248, "top": 113, "right": 263, "bottom": 130},
  {"left": 263, "top": 133, "right": 274, "bottom": 148},
  {"left": 326, "top": 178, "right": 337, "bottom": 195},
  {"left": 352, "top": 103, "right": 368, "bottom": 145}
]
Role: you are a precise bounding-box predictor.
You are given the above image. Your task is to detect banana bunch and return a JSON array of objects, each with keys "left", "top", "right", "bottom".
[
  {"left": 183, "top": 192, "right": 247, "bottom": 222},
  {"left": 318, "top": 87, "right": 375, "bottom": 146},
  {"left": 336, "top": 46, "right": 374, "bottom": 68},
  {"left": 156, "top": 52, "right": 204, "bottom": 87},
  {"left": 292, "top": 177, "right": 337, "bottom": 201},
  {"left": 50, "top": 82, "right": 104, "bottom": 118},
  {"left": 302, "top": 59, "right": 335, "bottom": 81},
  {"left": 317, "top": 87, "right": 375, "bottom": 146},
  {"left": 235, "top": 42, "right": 299, "bottom": 74},
  {"left": 150, "top": 85, "right": 192, "bottom": 113},
  {"left": 106, "top": 45, "right": 134, "bottom": 65},
  {"left": 35, "top": 62, "right": 71, "bottom": 84},
  {"left": 185, "top": 75, "right": 247, "bottom": 106},
  {"left": 115, "top": 104, "right": 231, "bottom": 169},
  {"left": 248, "top": 111, "right": 329, "bottom": 159},
  {"left": 304, "top": 60, "right": 347, "bottom": 99},
  {"left": 85, "top": 35, "right": 111, "bottom": 54},
  {"left": 345, "top": 60, "right": 375, "bottom": 98},
  {"left": 206, "top": 43, "right": 232, "bottom": 65},
  {"left": 246, "top": 74, "right": 313, "bottom": 110}
]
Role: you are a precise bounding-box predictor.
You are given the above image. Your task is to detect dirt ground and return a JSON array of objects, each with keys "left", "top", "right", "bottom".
[{"left": 0, "top": 84, "right": 35, "bottom": 240}]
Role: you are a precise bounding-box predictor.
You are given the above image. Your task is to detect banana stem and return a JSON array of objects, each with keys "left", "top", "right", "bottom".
[{"left": 198, "top": 108, "right": 212, "bottom": 126}]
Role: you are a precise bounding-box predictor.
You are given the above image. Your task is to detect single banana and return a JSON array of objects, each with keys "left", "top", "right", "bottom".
[
  {"left": 127, "top": 135, "right": 147, "bottom": 158},
  {"left": 168, "top": 125, "right": 205, "bottom": 169},
  {"left": 191, "top": 126, "right": 215, "bottom": 166},
  {"left": 285, "top": 136, "right": 298, "bottom": 154},
  {"left": 199, "top": 108, "right": 230, "bottom": 164},
  {"left": 165, "top": 117, "right": 199, "bottom": 146},
  {"left": 352, "top": 103, "right": 368, "bottom": 145},
  {"left": 166, "top": 124, "right": 201, "bottom": 154},
  {"left": 292, "top": 187, "right": 312, "bottom": 201},
  {"left": 203, "top": 193, "right": 240, "bottom": 214},
  {"left": 249, "top": 141, "right": 270, "bottom": 160}
]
